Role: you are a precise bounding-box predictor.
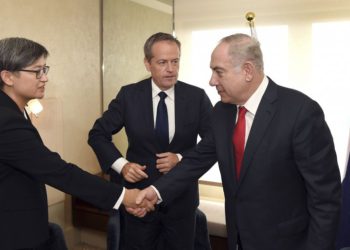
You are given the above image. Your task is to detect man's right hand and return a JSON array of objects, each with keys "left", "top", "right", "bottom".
[
  {"left": 121, "top": 162, "right": 148, "bottom": 183},
  {"left": 123, "top": 188, "right": 155, "bottom": 217},
  {"left": 136, "top": 186, "right": 159, "bottom": 207}
]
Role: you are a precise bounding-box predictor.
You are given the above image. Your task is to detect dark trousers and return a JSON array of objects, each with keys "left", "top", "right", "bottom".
[
  {"left": 194, "top": 209, "right": 212, "bottom": 250},
  {"left": 237, "top": 234, "right": 243, "bottom": 250},
  {"left": 17, "top": 223, "right": 68, "bottom": 250},
  {"left": 123, "top": 208, "right": 196, "bottom": 250},
  {"left": 107, "top": 210, "right": 123, "bottom": 250},
  {"left": 107, "top": 209, "right": 211, "bottom": 250}
]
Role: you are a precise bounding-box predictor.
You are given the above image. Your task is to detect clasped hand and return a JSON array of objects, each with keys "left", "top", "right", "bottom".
[
  {"left": 123, "top": 188, "right": 157, "bottom": 217},
  {"left": 121, "top": 152, "right": 179, "bottom": 183},
  {"left": 122, "top": 153, "right": 177, "bottom": 217}
]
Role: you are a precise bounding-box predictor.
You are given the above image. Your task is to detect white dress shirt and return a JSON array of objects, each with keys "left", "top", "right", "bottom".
[
  {"left": 110, "top": 79, "right": 182, "bottom": 208},
  {"left": 239, "top": 75, "right": 269, "bottom": 145},
  {"left": 111, "top": 80, "right": 178, "bottom": 173},
  {"left": 153, "top": 75, "right": 269, "bottom": 202}
]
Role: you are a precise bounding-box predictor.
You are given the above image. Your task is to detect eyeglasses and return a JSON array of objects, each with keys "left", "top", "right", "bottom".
[{"left": 18, "top": 65, "right": 50, "bottom": 79}]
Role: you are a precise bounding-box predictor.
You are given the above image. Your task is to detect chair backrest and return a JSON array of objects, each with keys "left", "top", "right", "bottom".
[{"left": 48, "top": 222, "right": 68, "bottom": 250}]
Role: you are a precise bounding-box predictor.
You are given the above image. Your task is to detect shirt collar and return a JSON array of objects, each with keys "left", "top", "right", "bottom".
[
  {"left": 151, "top": 79, "right": 175, "bottom": 101},
  {"left": 240, "top": 75, "right": 269, "bottom": 115}
]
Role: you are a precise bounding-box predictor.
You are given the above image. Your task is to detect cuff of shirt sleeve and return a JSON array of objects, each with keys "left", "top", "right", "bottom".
[
  {"left": 176, "top": 153, "right": 183, "bottom": 162},
  {"left": 111, "top": 157, "right": 129, "bottom": 174},
  {"left": 113, "top": 187, "right": 125, "bottom": 209},
  {"left": 150, "top": 185, "right": 162, "bottom": 204}
]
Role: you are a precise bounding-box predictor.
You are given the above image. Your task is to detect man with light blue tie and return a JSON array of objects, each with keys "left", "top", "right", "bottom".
[{"left": 88, "top": 32, "right": 213, "bottom": 250}]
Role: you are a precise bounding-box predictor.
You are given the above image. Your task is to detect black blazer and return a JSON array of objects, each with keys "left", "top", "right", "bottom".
[
  {"left": 88, "top": 78, "right": 213, "bottom": 218},
  {"left": 0, "top": 90, "right": 123, "bottom": 250},
  {"left": 154, "top": 78, "right": 342, "bottom": 250}
]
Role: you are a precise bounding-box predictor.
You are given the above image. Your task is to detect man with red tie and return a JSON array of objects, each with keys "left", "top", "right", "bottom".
[{"left": 139, "top": 33, "right": 342, "bottom": 250}]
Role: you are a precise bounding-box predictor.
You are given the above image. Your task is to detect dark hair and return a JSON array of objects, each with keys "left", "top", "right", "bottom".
[
  {"left": 143, "top": 32, "right": 181, "bottom": 62},
  {"left": 0, "top": 37, "right": 49, "bottom": 88}
]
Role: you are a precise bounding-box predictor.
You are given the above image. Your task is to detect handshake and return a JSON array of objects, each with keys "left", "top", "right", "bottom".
[{"left": 122, "top": 187, "right": 159, "bottom": 217}]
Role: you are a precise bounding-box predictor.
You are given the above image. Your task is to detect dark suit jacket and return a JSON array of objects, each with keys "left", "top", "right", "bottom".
[
  {"left": 88, "top": 78, "right": 212, "bottom": 218},
  {"left": 0, "top": 90, "right": 123, "bottom": 250},
  {"left": 154, "top": 78, "right": 342, "bottom": 250}
]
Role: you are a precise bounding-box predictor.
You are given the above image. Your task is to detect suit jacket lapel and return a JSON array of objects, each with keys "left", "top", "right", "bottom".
[
  {"left": 0, "top": 90, "right": 43, "bottom": 142},
  {"left": 169, "top": 82, "right": 185, "bottom": 148},
  {"left": 223, "top": 103, "right": 239, "bottom": 185},
  {"left": 0, "top": 90, "right": 24, "bottom": 116},
  {"left": 239, "top": 80, "right": 278, "bottom": 184},
  {"left": 138, "top": 79, "right": 157, "bottom": 145},
  {"left": 215, "top": 102, "right": 240, "bottom": 192}
]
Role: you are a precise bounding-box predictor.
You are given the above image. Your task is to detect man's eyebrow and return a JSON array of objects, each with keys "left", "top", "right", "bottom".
[{"left": 211, "top": 66, "right": 224, "bottom": 71}]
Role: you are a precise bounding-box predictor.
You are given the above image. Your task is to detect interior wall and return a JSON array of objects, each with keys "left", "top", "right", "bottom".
[
  {"left": 175, "top": 0, "right": 350, "bottom": 87},
  {"left": 103, "top": 0, "right": 172, "bottom": 155},
  {"left": 0, "top": 0, "right": 102, "bottom": 174},
  {"left": 0, "top": 0, "right": 102, "bottom": 172},
  {"left": 175, "top": 0, "right": 350, "bottom": 22}
]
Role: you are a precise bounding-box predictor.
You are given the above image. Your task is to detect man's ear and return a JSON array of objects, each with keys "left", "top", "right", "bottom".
[
  {"left": 0, "top": 70, "right": 14, "bottom": 87},
  {"left": 144, "top": 58, "right": 151, "bottom": 72},
  {"left": 243, "top": 62, "right": 254, "bottom": 82}
]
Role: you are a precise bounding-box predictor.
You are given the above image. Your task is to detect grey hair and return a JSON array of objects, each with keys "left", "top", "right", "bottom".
[
  {"left": 0, "top": 37, "right": 48, "bottom": 88},
  {"left": 220, "top": 33, "right": 264, "bottom": 71}
]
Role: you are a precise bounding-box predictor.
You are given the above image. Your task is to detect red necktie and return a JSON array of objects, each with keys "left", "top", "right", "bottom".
[{"left": 233, "top": 106, "right": 247, "bottom": 179}]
